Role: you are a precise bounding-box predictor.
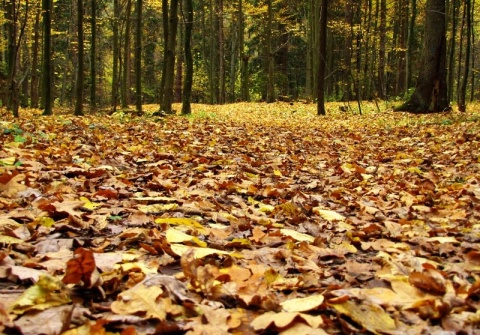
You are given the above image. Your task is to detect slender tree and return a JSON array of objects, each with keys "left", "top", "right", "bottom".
[
  {"left": 218, "top": 0, "right": 225, "bottom": 104},
  {"left": 458, "top": 0, "right": 471, "bottom": 112},
  {"left": 74, "top": 0, "right": 85, "bottom": 116},
  {"left": 30, "top": 9, "right": 40, "bottom": 108},
  {"left": 135, "top": 0, "right": 143, "bottom": 113},
  {"left": 317, "top": 0, "right": 327, "bottom": 115},
  {"left": 90, "top": 0, "right": 97, "bottom": 108},
  {"left": 239, "top": 0, "right": 249, "bottom": 101},
  {"left": 159, "top": 0, "right": 169, "bottom": 106},
  {"left": 182, "top": 0, "right": 193, "bottom": 114},
  {"left": 266, "top": 0, "right": 275, "bottom": 103},
  {"left": 42, "top": 0, "right": 53, "bottom": 115},
  {"left": 160, "top": 0, "right": 179, "bottom": 113},
  {"left": 121, "top": 0, "right": 132, "bottom": 108},
  {"left": 112, "top": 0, "right": 120, "bottom": 111},
  {"left": 406, "top": 0, "right": 416, "bottom": 90},
  {"left": 395, "top": 0, "right": 448, "bottom": 113}
]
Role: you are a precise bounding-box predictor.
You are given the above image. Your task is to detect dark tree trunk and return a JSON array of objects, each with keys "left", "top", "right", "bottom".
[
  {"left": 160, "top": 0, "right": 179, "bottom": 113},
  {"left": 112, "top": 0, "right": 120, "bottom": 111},
  {"left": 30, "top": 9, "right": 40, "bottom": 108},
  {"left": 377, "top": 0, "right": 387, "bottom": 98},
  {"left": 266, "top": 0, "right": 275, "bottom": 103},
  {"left": 182, "top": 0, "right": 193, "bottom": 114},
  {"left": 159, "top": 0, "right": 169, "bottom": 106},
  {"left": 458, "top": 0, "right": 471, "bottom": 112},
  {"left": 239, "top": 0, "right": 249, "bottom": 101},
  {"left": 121, "top": 0, "right": 132, "bottom": 108},
  {"left": 317, "top": 0, "right": 327, "bottom": 115},
  {"left": 135, "top": 0, "right": 143, "bottom": 113},
  {"left": 42, "top": 0, "right": 53, "bottom": 115},
  {"left": 395, "top": 0, "right": 448, "bottom": 113},
  {"left": 218, "top": 0, "right": 225, "bottom": 104},
  {"left": 74, "top": 0, "right": 84, "bottom": 116},
  {"left": 90, "top": 0, "right": 96, "bottom": 108}
]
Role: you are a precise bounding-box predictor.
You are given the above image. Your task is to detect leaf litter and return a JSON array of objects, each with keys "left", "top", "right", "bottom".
[{"left": 0, "top": 103, "right": 480, "bottom": 334}]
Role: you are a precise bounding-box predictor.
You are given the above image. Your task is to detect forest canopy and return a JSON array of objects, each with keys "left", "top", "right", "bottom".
[{"left": 0, "top": 0, "right": 477, "bottom": 114}]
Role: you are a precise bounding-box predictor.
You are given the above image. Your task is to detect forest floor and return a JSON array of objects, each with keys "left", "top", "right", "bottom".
[{"left": 0, "top": 102, "right": 480, "bottom": 334}]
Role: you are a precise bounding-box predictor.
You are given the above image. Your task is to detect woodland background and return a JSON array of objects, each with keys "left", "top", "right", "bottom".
[{"left": 0, "top": 0, "right": 478, "bottom": 116}]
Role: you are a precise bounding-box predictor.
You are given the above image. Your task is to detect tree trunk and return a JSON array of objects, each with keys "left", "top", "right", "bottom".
[
  {"left": 112, "top": 0, "right": 120, "bottom": 111},
  {"left": 239, "top": 0, "right": 249, "bottom": 101},
  {"left": 121, "top": 0, "right": 132, "bottom": 108},
  {"left": 395, "top": 0, "right": 448, "bottom": 113},
  {"left": 447, "top": 0, "right": 458, "bottom": 102},
  {"left": 160, "top": 0, "right": 179, "bottom": 113},
  {"left": 174, "top": 22, "right": 183, "bottom": 103},
  {"left": 6, "top": 0, "right": 18, "bottom": 117},
  {"left": 30, "top": 9, "right": 40, "bottom": 108},
  {"left": 90, "top": 0, "right": 96, "bottom": 108},
  {"left": 266, "top": 0, "right": 275, "bottom": 103},
  {"left": 377, "top": 0, "right": 386, "bottom": 98},
  {"left": 317, "top": 0, "right": 328, "bottom": 115},
  {"left": 405, "top": 0, "right": 416, "bottom": 90},
  {"left": 159, "top": 0, "right": 169, "bottom": 105},
  {"left": 217, "top": 0, "right": 225, "bottom": 104},
  {"left": 458, "top": 0, "right": 471, "bottom": 112},
  {"left": 395, "top": 0, "right": 407, "bottom": 96},
  {"left": 41, "top": 0, "right": 53, "bottom": 115},
  {"left": 135, "top": 0, "right": 143, "bottom": 113},
  {"left": 182, "top": 0, "right": 193, "bottom": 114},
  {"left": 74, "top": 0, "right": 84, "bottom": 116}
]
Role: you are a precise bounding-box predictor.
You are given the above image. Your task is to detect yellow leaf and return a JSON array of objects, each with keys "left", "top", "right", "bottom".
[
  {"left": 80, "top": 197, "right": 102, "bottom": 210},
  {"left": 39, "top": 217, "right": 56, "bottom": 228},
  {"left": 313, "top": 208, "right": 345, "bottom": 221},
  {"left": 280, "top": 294, "right": 324, "bottom": 312},
  {"left": 165, "top": 228, "right": 207, "bottom": 247},
  {"left": 330, "top": 300, "right": 396, "bottom": 334},
  {"left": 170, "top": 244, "right": 230, "bottom": 258},
  {"left": 9, "top": 275, "right": 71, "bottom": 314},
  {"left": 0, "top": 157, "right": 16, "bottom": 165},
  {"left": 273, "top": 169, "right": 283, "bottom": 177},
  {"left": 115, "top": 262, "right": 158, "bottom": 275},
  {"left": 280, "top": 229, "right": 314, "bottom": 243},
  {"left": 111, "top": 284, "right": 167, "bottom": 320},
  {"left": 155, "top": 217, "right": 205, "bottom": 229},
  {"left": 0, "top": 235, "right": 23, "bottom": 244},
  {"left": 407, "top": 166, "right": 423, "bottom": 174}
]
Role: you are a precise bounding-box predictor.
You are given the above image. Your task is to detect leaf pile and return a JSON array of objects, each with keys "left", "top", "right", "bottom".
[{"left": 0, "top": 103, "right": 480, "bottom": 334}]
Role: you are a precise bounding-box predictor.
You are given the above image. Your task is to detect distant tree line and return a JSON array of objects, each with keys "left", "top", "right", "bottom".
[{"left": 0, "top": 0, "right": 476, "bottom": 116}]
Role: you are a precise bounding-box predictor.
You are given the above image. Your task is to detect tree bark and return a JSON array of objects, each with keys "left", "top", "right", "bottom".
[
  {"left": 90, "top": 0, "right": 97, "bottom": 108},
  {"left": 395, "top": 0, "right": 448, "bottom": 113},
  {"left": 112, "top": 0, "right": 120, "bottom": 112},
  {"left": 317, "top": 0, "right": 328, "bottom": 115},
  {"left": 41, "top": 0, "right": 53, "bottom": 115},
  {"left": 405, "top": 0, "right": 416, "bottom": 90},
  {"left": 74, "top": 0, "right": 85, "bottom": 116},
  {"left": 182, "top": 0, "right": 193, "bottom": 114},
  {"left": 30, "top": 8, "right": 40, "bottom": 109},
  {"left": 121, "top": 0, "right": 132, "bottom": 108},
  {"left": 377, "top": 0, "right": 386, "bottom": 98},
  {"left": 160, "top": 0, "right": 179, "bottom": 113},
  {"left": 266, "top": 0, "right": 275, "bottom": 103},
  {"left": 135, "top": 0, "right": 143, "bottom": 113},
  {"left": 239, "top": 0, "right": 249, "bottom": 101},
  {"left": 217, "top": 0, "right": 225, "bottom": 104},
  {"left": 458, "top": 0, "right": 471, "bottom": 112}
]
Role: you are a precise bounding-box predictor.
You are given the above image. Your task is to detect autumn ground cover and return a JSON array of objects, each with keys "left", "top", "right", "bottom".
[{"left": 0, "top": 102, "right": 479, "bottom": 334}]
